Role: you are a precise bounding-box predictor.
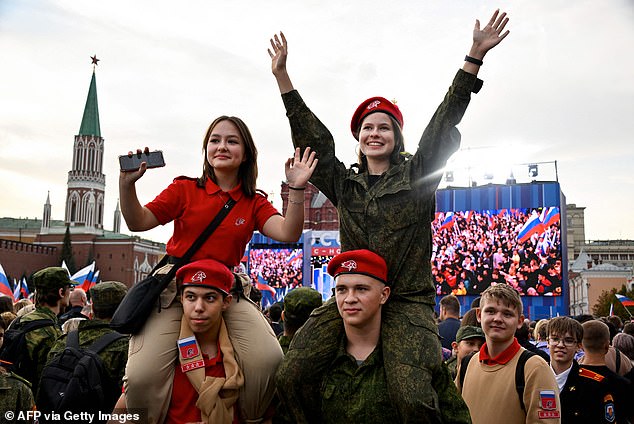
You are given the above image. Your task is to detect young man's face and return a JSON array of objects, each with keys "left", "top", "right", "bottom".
[
  {"left": 477, "top": 298, "right": 523, "bottom": 344},
  {"left": 453, "top": 338, "right": 485, "bottom": 362},
  {"left": 548, "top": 331, "right": 580, "bottom": 367},
  {"left": 181, "top": 286, "right": 231, "bottom": 335},
  {"left": 335, "top": 274, "right": 390, "bottom": 329}
]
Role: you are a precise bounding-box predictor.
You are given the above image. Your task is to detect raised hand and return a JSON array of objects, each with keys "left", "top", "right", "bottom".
[
  {"left": 268, "top": 32, "right": 288, "bottom": 77},
  {"left": 472, "top": 9, "right": 510, "bottom": 57},
  {"left": 285, "top": 147, "right": 317, "bottom": 189},
  {"left": 268, "top": 32, "right": 294, "bottom": 94}
]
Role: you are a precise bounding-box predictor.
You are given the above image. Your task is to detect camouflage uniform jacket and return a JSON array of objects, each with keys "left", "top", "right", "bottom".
[
  {"left": 11, "top": 306, "right": 61, "bottom": 396},
  {"left": 47, "top": 319, "right": 129, "bottom": 391},
  {"left": 0, "top": 368, "right": 35, "bottom": 415},
  {"left": 445, "top": 354, "right": 458, "bottom": 380},
  {"left": 321, "top": 337, "right": 398, "bottom": 423},
  {"left": 281, "top": 69, "right": 483, "bottom": 305},
  {"left": 278, "top": 334, "right": 292, "bottom": 355}
]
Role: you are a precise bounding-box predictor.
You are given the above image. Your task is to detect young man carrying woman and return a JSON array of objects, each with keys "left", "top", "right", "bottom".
[
  {"left": 119, "top": 116, "right": 316, "bottom": 423},
  {"left": 268, "top": 10, "right": 510, "bottom": 423}
]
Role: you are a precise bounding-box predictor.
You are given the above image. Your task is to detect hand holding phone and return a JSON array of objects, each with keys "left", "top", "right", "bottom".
[{"left": 119, "top": 149, "right": 166, "bottom": 172}]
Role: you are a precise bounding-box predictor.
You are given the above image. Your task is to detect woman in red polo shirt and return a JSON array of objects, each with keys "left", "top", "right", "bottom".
[{"left": 119, "top": 115, "right": 316, "bottom": 423}]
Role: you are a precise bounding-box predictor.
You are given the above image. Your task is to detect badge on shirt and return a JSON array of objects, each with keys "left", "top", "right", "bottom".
[
  {"left": 178, "top": 336, "right": 199, "bottom": 359},
  {"left": 537, "top": 390, "right": 560, "bottom": 419},
  {"left": 604, "top": 394, "right": 616, "bottom": 423}
]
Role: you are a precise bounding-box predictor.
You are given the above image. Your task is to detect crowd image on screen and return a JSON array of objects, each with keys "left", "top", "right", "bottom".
[
  {"left": 248, "top": 248, "right": 303, "bottom": 290},
  {"left": 431, "top": 208, "right": 562, "bottom": 297}
]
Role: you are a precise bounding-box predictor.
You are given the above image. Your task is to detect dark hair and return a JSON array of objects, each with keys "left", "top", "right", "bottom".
[
  {"left": 355, "top": 115, "right": 405, "bottom": 173},
  {"left": 36, "top": 287, "right": 67, "bottom": 307},
  {"left": 460, "top": 309, "right": 479, "bottom": 327},
  {"left": 200, "top": 116, "right": 258, "bottom": 196},
  {"left": 268, "top": 303, "right": 283, "bottom": 322},
  {"left": 548, "top": 316, "right": 583, "bottom": 343},
  {"left": 0, "top": 296, "right": 13, "bottom": 314}
]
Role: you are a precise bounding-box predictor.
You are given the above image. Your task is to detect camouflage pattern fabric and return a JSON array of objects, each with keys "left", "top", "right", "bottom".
[
  {"left": 46, "top": 319, "right": 129, "bottom": 392},
  {"left": 277, "top": 69, "right": 481, "bottom": 423},
  {"left": 12, "top": 306, "right": 61, "bottom": 396},
  {"left": 0, "top": 368, "right": 35, "bottom": 415},
  {"left": 445, "top": 354, "right": 458, "bottom": 380},
  {"left": 277, "top": 334, "right": 292, "bottom": 355},
  {"left": 321, "top": 336, "right": 397, "bottom": 423}
]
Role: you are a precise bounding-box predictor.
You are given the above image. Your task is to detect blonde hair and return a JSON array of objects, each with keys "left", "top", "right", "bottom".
[
  {"left": 534, "top": 319, "right": 549, "bottom": 341},
  {"left": 480, "top": 284, "right": 523, "bottom": 316}
]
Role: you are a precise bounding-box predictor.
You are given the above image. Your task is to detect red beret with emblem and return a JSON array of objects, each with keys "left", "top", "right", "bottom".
[
  {"left": 350, "top": 96, "right": 404, "bottom": 140},
  {"left": 327, "top": 249, "right": 388, "bottom": 285},
  {"left": 176, "top": 259, "right": 234, "bottom": 295}
]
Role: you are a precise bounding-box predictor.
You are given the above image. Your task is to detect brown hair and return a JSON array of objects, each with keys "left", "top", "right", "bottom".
[
  {"left": 355, "top": 115, "right": 406, "bottom": 173},
  {"left": 199, "top": 116, "right": 258, "bottom": 196},
  {"left": 581, "top": 320, "right": 610, "bottom": 353},
  {"left": 480, "top": 284, "right": 523, "bottom": 316},
  {"left": 440, "top": 295, "right": 461, "bottom": 316},
  {"left": 533, "top": 319, "right": 549, "bottom": 341},
  {"left": 548, "top": 316, "right": 583, "bottom": 343},
  {"left": 612, "top": 333, "right": 634, "bottom": 360}
]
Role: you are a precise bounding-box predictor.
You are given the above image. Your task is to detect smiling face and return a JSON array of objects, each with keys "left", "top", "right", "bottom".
[
  {"left": 357, "top": 112, "right": 395, "bottom": 168},
  {"left": 181, "top": 286, "right": 232, "bottom": 336},
  {"left": 477, "top": 298, "right": 524, "bottom": 346},
  {"left": 205, "top": 119, "right": 246, "bottom": 175},
  {"left": 548, "top": 331, "right": 580, "bottom": 369},
  {"left": 335, "top": 273, "right": 390, "bottom": 330}
]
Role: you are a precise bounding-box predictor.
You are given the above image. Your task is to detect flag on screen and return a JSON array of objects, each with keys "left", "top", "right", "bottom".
[
  {"left": 0, "top": 264, "right": 14, "bottom": 298},
  {"left": 256, "top": 273, "right": 276, "bottom": 295},
  {"left": 439, "top": 212, "right": 455, "bottom": 230},
  {"left": 517, "top": 211, "right": 543, "bottom": 243},
  {"left": 542, "top": 207, "right": 560, "bottom": 228},
  {"left": 286, "top": 249, "right": 303, "bottom": 265}
]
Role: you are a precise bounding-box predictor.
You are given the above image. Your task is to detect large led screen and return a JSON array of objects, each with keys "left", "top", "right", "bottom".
[
  {"left": 432, "top": 207, "right": 562, "bottom": 297},
  {"left": 248, "top": 248, "right": 303, "bottom": 308}
]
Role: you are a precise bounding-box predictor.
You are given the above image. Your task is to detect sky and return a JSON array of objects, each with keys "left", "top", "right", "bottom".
[{"left": 1, "top": 0, "right": 633, "bottom": 245}]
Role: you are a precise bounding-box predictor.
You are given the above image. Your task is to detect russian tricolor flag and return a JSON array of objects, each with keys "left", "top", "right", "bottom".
[
  {"left": 438, "top": 212, "right": 455, "bottom": 230},
  {"left": 70, "top": 261, "right": 95, "bottom": 287},
  {"left": 0, "top": 264, "right": 14, "bottom": 298},
  {"left": 517, "top": 211, "right": 543, "bottom": 244},
  {"left": 615, "top": 294, "right": 634, "bottom": 308},
  {"left": 542, "top": 207, "right": 560, "bottom": 228}
]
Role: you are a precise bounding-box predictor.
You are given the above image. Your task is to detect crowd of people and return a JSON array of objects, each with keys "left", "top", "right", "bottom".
[
  {"left": 4, "top": 7, "right": 633, "bottom": 424},
  {"left": 248, "top": 248, "right": 303, "bottom": 291},
  {"left": 432, "top": 209, "right": 563, "bottom": 297}
]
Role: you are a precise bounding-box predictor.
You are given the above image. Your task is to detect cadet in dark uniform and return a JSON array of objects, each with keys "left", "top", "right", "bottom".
[{"left": 549, "top": 316, "right": 632, "bottom": 423}]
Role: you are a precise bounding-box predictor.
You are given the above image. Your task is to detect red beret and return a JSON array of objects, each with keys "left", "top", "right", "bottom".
[
  {"left": 327, "top": 249, "right": 388, "bottom": 285},
  {"left": 176, "top": 259, "right": 234, "bottom": 295},
  {"left": 350, "top": 96, "right": 404, "bottom": 140}
]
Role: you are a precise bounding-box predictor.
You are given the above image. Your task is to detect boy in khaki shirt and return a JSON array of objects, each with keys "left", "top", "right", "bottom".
[{"left": 457, "top": 284, "right": 561, "bottom": 424}]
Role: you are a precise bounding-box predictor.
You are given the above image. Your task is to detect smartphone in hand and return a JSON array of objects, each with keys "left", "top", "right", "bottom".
[{"left": 119, "top": 150, "right": 165, "bottom": 172}]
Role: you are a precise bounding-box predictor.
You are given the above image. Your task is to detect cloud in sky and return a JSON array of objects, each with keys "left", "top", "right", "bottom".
[{"left": 1, "top": 0, "right": 633, "bottom": 244}]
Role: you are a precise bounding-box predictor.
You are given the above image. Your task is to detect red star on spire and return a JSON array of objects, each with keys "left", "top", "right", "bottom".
[{"left": 91, "top": 55, "right": 100, "bottom": 66}]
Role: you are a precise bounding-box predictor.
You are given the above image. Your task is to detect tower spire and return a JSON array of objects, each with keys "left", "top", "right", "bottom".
[{"left": 79, "top": 56, "right": 101, "bottom": 137}]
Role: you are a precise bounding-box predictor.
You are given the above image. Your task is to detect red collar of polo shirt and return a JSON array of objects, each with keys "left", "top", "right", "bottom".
[
  {"left": 205, "top": 177, "right": 244, "bottom": 202},
  {"left": 479, "top": 338, "right": 521, "bottom": 365}
]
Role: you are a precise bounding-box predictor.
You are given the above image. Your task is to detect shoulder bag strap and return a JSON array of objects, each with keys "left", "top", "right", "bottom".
[{"left": 164, "top": 198, "right": 237, "bottom": 280}]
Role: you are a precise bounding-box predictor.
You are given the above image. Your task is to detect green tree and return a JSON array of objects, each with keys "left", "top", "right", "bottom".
[
  {"left": 59, "top": 226, "right": 76, "bottom": 274},
  {"left": 592, "top": 284, "right": 634, "bottom": 321}
]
